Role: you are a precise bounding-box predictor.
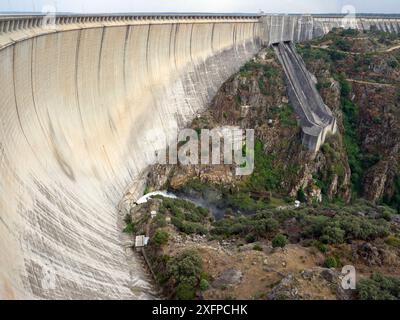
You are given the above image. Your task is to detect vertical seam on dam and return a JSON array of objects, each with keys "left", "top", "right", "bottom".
[
  {"left": 211, "top": 23, "right": 215, "bottom": 52},
  {"left": 173, "top": 24, "right": 179, "bottom": 69},
  {"left": 30, "top": 37, "right": 47, "bottom": 137},
  {"left": 189, "top": 23, "right": 194, "bottom": 60},
  {"left": 233, "top": 24, "right": 237, "bottom": 51},
  {"left": 75, "top": 29, "right": 85, "bottom": 133},
  {"left": 145, "top": 24, "right": 151, "bottom": 83},
  {"left": 252, "top": 22, "right": 256, "bottom": 47},
  {"left": 12, "top": 45, "right": 40, "bottom": 164},
  {"left": 123, "top": 25, "right": 131, "bottom": 97},
  {"left": 98, "top": 27, "right": 105, "bottom": 88},
  {"left": 168, "top": 24, "right": 174, "bottom": 63},
  {"left": 122, "top": 25, "right": 135, "bottom": 183}
]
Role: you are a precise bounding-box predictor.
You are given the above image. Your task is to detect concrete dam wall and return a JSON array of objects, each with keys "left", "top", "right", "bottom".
[
  {"left": 0, "top": 14, "right": 399, "bottom": 299},
  {"left": 0, "top": 14, "right": 263, "bottom": 300}
]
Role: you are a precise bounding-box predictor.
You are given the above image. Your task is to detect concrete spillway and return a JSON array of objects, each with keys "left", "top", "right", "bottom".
[
  {"left": 0, "top": 14, "right": 399, "bottom": 300},
  {"left": 273, "top": 42, "right": 337, "bottom": 151}
]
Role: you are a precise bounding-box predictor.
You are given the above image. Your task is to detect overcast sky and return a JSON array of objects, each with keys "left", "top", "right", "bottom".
[{"left": 0, "top": 0, "right": 399, "bottom": 14}]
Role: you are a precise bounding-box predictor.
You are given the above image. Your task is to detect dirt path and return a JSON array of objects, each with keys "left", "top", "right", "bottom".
[
  {"left": 346, "top": 78, "right": 397, "bottom": 87},
  {"left": 385, "top": 44, "right": 400, "bottom": 52},
  {"left": 307, "top": 43, "right": 400, "bottom": 56}
]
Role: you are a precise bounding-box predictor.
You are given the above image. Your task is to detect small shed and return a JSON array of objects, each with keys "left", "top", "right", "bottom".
[
  {"left": 135, "top": 235, "right": 149, "bottom": 251},
  {"left": 150, "top": 211, "right": 157, "bottom": 219}
]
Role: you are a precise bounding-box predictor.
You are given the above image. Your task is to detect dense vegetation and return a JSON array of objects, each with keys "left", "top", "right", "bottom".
[
  {"left": 358, "top": 273, "right": 400, "bottom": 300},
  {"left": 212, "top": 200, "right": 393, "bottom": 245},
  {"left": 166, "top": 250, "right": 205, "bottom": 300},
  {"left": 153, "top": 196, "right": 395, "bottom": 248},
  {"left": 336, "top": 74, "right": 363, "bottom": 194},
  {"left": 158, "top": 196, "right": 211, "bottom": 235}
]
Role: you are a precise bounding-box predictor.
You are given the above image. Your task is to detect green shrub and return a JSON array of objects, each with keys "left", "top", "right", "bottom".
[
  {"left": 153, "top": 229, "right": 169, "bottom": 246},
  {"left": 337, "top": 74, "right": 351, "bottom": 98},
  {"left": 301, "top": 215, "right": 329, "bottom": 238},
  {"left": 329, "top": 50, "right": 346, "bottom": 61},
  {"left": 340, "top": 28, "right": 359, "bottom": 37},
  {"left": 297, "top": 188, "right": 307, "bottom": 203},
  {"left": 247, "top": 140, "right": 282, "bottom": 192},
  {"left": 333, "top": 38, "right": 351, "bottom": 51},
  {"left": 358, "top": 273, "right": 400, "bottom": 300},
  {"left": 224, "top": 191, "right": 267, "bottom": 213},
  {"left": 302, "top": 211, "right": 390, "bottom": 244},
  {"left": 264, "top": 218, "right": 280, "bottom": 233},
  {"left": 153, "top": 214, "right": 167, "bottom": 228},
  {"left": 245, "top": 234, "right": 256, "bottom": 243},
  {"left": 176, "top": 282, "right": 196, "bottom": 300},
  {"left": 253, "top": 244, "right": 263, "bottom": 251},
  {"left": 272, "top": 234, "right": 288, "bottom": 248},
  {"left": 380, "top": 209, "right": 393, "bottom": 221},
  {"left": 320, "top": 224, "right": 345, "bottom": 244},
  {"left": 123, "top": 223, "right": 136, "bottom": 234},
  {"left": 258, "top": 77, "right": 269, "bottom": 96},
  {"left": 161, "top": 197, "right": 210, "bottom": 235},
  {"left": 387, "top": 57, "right": 399, "bottom": 69},
  {"left": 314, "top": 241, "right": 329, "bottom": 253},
  {"left": 324, "top": 256, "right": 338, "bottom": 268},
  {"left": 172, "top": 218, "right": 208, "bottom": 235},
  {"left": 277, "top": 104, "right": 297, "bottom": 128},
  {"left": 385, "top": 235, "right": 400, "bottom": 248},
  {"left": 200, "top": 279, "right": 209, "bottom": 291},
  {"left": 167, "top": 250, "right": 203, "bottom": 286}
]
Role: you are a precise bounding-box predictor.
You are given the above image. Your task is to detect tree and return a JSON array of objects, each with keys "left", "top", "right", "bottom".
[
  {"left": 153, "top": 229, "right": 169, "bottom": 246},
  {"left": 272, "top": 234, "right": 288, "bottom": 248},
  {"left": 321, "top": 225, "right": 345, "bottom": 244},
  {"left": 200, "top": 279, "right": 209, "bottom": 291},
  {"left": 167, "top": 250, "right": 203, "bottom": 286},
  {"left": 176, "top": 282, "right": 196, "bottom": 300}
]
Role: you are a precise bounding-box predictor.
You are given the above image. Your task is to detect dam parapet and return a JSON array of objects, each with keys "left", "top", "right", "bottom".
[
  {"left": 1, "top": 14, "right": 400, "bottom": 50},
  {"left": 260, "top": 15, "right": 400, "bottom": 45},
  {"left": 0, "top": 14, "right": 260, "bottom": 50}
]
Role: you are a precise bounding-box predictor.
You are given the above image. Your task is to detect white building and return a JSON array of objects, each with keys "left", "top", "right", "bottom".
[{"left": 135, "top": 235, "right": 149, "bottom": 251}]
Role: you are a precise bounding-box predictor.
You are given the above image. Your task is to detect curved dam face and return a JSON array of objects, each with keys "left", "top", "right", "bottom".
[
  {"left": 1, "top": 13, "right": 399, "bottom": 300},
  {"left": 0, "top": 15, "right": 263, "bottom": 299}
]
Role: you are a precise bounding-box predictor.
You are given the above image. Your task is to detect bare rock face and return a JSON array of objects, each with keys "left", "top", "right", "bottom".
[
  {"left": 212, "top": 269, "right": 243, "bottom": 288},
  {"left": 268, "top": 274, "right": 300, "bottom": 300},
  {"left": 146, "top": 165, "right": 175, "bottom": 191},
  {"left": 363, "top": 161, "right": 391, "bottom": 202},
  {"left": 353, "top": 242, "right": 387, "bottom": 266},
  {"left": 268, "top": 268, "right": 354, "bottom": 300}
]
